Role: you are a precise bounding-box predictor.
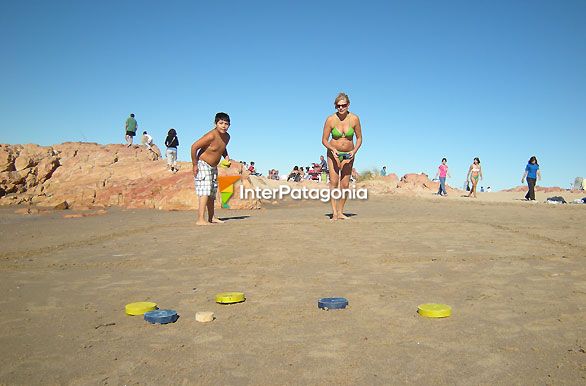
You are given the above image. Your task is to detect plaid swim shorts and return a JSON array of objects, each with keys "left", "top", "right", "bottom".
[{"left": 194, "top": 159, "right": 218, "bottom": 197}]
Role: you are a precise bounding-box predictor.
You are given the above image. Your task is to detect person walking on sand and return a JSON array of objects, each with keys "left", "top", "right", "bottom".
[
  {"left": 434, "top": 158, "right": 451, "bottom": 196},
  {"left": 165, "top": 128, "right": 179, "bottom": 173},
  {"left": 521, "top": 156, "right": 541, "bottom": 201},
  {"left": 125, "top": 113, "right": 138, "bottom": 147},
  {"left": 321, "top": 92, "right": 363, "bottom": 220},
  {"left": 466, "top": 157, "right": 483, "bottom": 198},
  {"left": 191, "top": 112, "right": 231, "bottom": 225}
]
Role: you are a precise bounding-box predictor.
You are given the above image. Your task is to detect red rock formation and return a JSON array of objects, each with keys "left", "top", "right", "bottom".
[
  {"left": 0, "top": 143, "right": 260, "bottom": 210},
  {"left": 503, "top": 185, "right": 567, "bottom": 193},
  {"left": 355, "top": 172, "right": 461, "bottom": 196}
]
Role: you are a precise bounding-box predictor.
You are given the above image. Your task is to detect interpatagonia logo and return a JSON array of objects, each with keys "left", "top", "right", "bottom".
[{"left": 218, "top": 176, "right": 241, "bottom": 208}]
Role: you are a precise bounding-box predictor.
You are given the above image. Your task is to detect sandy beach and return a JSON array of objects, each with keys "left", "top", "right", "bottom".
[{"left": 1, "top": 194, "right": 585, "bottom": 385}]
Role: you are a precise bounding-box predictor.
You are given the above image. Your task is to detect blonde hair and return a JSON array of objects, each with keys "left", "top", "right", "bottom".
[{"left": 334, "top": 92, "right": 350, "bottom": 106}]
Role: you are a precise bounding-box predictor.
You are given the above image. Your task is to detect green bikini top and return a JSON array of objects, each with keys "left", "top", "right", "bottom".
[{"left": 331, "top": 126, "right": 354, "bottom": 139}]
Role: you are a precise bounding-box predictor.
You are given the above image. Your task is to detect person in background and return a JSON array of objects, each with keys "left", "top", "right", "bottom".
[
  {"left": 320, "top": 155, "right": 328, "bottom": 174},
  {"left": 381, "top": 166, "right": 387, "bottom": 176},
  {"left": 466, "top": 157, "right": 483, "bottom": 198},
  {"left": 287, "top": 166, "right": 300, "bottom": 182},
  {"left": 521, "top": 156, "right": 541, "bottom": 201},
  {"left": 434, "top": 158, "right": 451, "bottom": 196},
  {"left": 304, "top": 167, "right": 312, "bottom": 180},
  {"left": 141, "top": 131, "right": 159, "bottom": 159},
  {"left": 165, "top": 128, "right": 179, "bottom": 172},
  {"left": 248, "top": 161, "right": 261, "bottom": 176},
  {"left": 298, "top": 166, "right": 305, "bottom": 180},
  {"left": 125, "top": 113, "right": 138, "bottom": 147}
]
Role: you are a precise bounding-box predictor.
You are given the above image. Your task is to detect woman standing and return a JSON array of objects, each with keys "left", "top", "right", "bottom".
[
  {"left": 521, "top": 156, "right": 541, "bottom": 201},
  {"left": 321, "top": 92, "right": 363, "bottom": 220},
  {"left": 434, "top": 158, "right": 451, "bottom": 196},
  {"left": 466, "top": 157, "right": 483, "bottom": 198},
  {"left": 165, "top": 128, "right": 179, "bottom": 173}
]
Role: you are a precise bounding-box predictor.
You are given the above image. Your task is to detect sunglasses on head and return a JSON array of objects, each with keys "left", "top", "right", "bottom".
[{"left": 336, "top": 103, "right": 348, "bottom": 109}]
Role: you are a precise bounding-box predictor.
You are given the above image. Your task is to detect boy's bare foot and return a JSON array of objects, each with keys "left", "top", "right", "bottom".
[
  {"left": 196, "top": 220, "right": 211, "bottom": 226},
  {"left": 211, "top": 218, "right": 225, "bottom": 224}
]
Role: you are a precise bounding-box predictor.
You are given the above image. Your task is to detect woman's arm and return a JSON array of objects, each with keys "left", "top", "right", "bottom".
[
  {"left": 479, "top": 165, "right": 483, "bottom": 180},
  {"left": 466, "top": 165, "right": 472, "bottom": 181},
  {"left": 321, "top": 117, "right": 338, "bottom": 157},
  {"left": 537, "top": 170, "right": 541, "bottom": 181},
  {"left": 521, "top": 170, "right": 528, "bottom": 183},
  {"left": 351, "top": 115, "right": 363, "bottom": 155}
]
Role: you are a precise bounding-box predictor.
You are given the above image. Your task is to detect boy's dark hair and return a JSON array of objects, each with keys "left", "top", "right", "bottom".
[
  {"left": 250, "top": 161, "right": 255, "bottom": 165},
  {"left": 130, "top": 113, "right": 135, "bottom": 117},
  {"left": 215, "top": 112, "right": 230, "bottom": 124},
  {"left": 143, "top": 131, "right": 147, "bottom": 134},
  {"left": 442, "top": 158, "right": 447, "bottom": 162}
]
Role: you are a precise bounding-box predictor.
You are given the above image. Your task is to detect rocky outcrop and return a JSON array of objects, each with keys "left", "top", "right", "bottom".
[
  {"left": 503, "top": 185, "right": 571, "bottom": 193},
  {"left": 356, "top": 172, "right": 458, "bottom": 196},
  {"left": 0, "top": 143, "right": 260, "bottom": 210}
]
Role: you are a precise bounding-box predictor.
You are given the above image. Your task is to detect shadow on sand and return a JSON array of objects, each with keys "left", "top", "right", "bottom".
[
  {"left": 324, "top": 213, "right": 358, "bottom": 219},
  {"left": 218, "top": 215, "right": 250, "bottom": 222}
]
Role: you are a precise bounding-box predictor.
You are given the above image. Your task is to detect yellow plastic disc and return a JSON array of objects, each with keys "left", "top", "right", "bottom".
[
  {"left": 417, "top": 303, "right": 452, "bottom": 318},
  {"left": 215, "top": 292, "right": 245, "bottom": 304},
  {"left": 125, "top": 301, "right": 157, "bottom": 316}
]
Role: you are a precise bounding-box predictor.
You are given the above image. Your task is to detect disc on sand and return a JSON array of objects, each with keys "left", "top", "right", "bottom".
[
  {"left": 144, "top": 309, "right": 179, "bottom": 324},
  {"left": 215, "top": 292, "right": 245, "bottom": 304},
  {"left": 125, "top": 302, "right": 157, "bottom": 316},
  {"left": 417, "top": 303, "right": 452, "bottom": 318},
  {"left": 318, "top": 297, "right": 348, "bottom": 310}
]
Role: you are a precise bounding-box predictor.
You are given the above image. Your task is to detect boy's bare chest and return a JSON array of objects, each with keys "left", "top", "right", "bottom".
[{"left": 207, "top": 137, "right": 227, "bottom": 151}]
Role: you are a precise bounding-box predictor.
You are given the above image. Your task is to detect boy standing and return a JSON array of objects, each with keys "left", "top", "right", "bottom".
[
  {"left": 191, "top": 112, "right": 231, "bottom": 225},
  {"left": 125, "top": 113, "right": 138, "bottom": 147}
]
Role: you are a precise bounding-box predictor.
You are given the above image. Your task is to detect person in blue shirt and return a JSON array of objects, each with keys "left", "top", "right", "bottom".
[
  {"left": 521, "top": 156, "right": 541, "bottom": 201},
  {"left": 381, "top": 166, "right": 387, "bottom": 176}
]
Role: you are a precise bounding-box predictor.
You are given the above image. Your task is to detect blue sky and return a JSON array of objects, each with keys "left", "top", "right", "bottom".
[{"left": 1, "top": 0, "right": 584, "bottom": 190}]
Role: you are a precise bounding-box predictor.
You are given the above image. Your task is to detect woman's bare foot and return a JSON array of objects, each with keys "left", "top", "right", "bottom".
[
  {"left": 211, "top": 218, "right": 225, "bottom": 224},
  {"left": 338, "top": 213, "right": 349, "bottom": 220},
  {"left": 196, "top": 220, "right": 211, "bottom": 226}
]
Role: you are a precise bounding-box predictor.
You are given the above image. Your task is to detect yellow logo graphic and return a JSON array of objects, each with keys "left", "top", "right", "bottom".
[{"left": 218, "top": 176, "right": 241, "bottom": 208}]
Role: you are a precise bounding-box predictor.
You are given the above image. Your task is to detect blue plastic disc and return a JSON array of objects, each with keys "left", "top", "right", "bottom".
[
  {"left": 144, "top": 309, "right": 179, "bottom": 324},
  {"left": 318, "top": 297, "right": 348, "bottom": 310}
]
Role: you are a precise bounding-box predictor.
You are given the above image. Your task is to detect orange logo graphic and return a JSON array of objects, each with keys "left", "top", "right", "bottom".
[{"left": 218, "top": 176, "right": 241, "bottom": 208}]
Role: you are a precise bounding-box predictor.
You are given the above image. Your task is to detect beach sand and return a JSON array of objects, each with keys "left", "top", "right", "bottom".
[{"left": 0, "top": 194, "right": 585, "bottom": 384}]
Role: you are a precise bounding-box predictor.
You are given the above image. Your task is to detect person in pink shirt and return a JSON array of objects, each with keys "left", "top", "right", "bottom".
[{"left": 434, "top": 158, "right": 451, "bottom": 196}]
